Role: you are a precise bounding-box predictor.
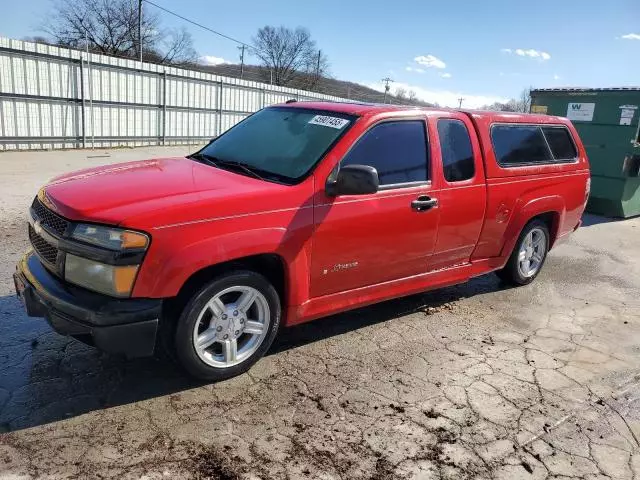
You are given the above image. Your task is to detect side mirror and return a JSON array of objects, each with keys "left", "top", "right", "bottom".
[{"left": 326, "top": 164, "right": 379, "bottom": 196}]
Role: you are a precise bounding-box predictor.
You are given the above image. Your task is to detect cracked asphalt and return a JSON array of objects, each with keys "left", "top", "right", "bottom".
[{"left": 0, "top": 147, "right": 639, "bottom": 479}]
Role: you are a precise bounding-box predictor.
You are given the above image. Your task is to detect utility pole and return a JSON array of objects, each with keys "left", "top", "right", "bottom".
[
  {"left": 238, "top": 45, "right": 245, "bottom": 79},
  {"left": 85, "top": 29, "right": 94, "bottom": 149},
  {"left": 458, "top": 97, "right": 464, "bottom": 108},
  {"left": 381, "top": 77, "right": 393, "bottom": 103},
  {"left": 138, "top": 0, "right": 143, "bottom": 64},
  {"left": 313, "top": 49, "right": 321, "bottom": 87}
]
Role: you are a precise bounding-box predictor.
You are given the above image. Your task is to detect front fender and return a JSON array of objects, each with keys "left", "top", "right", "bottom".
[
  {"left": 133, "top": 225, "right": 311, "bottom": 305},
  {"left": 500, "top": 195, "right": 565, "bottom": 258}
]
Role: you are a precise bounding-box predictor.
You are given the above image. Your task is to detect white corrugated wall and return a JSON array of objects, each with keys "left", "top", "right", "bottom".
[{"left": 0, "top": 37, "right": 351, "bottom": 150}]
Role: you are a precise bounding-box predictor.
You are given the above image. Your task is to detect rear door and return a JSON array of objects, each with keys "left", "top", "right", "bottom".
[
  {"left": 428, "top": 112, "right": 487, "bottom": 269},
  {"left": 310, "top": 118, "right": 441, "bottom": 298}
]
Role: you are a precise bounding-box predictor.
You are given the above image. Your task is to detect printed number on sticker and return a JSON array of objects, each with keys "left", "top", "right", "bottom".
[{"left": 308, "top": 115, "right": 349, "bottom": 129}]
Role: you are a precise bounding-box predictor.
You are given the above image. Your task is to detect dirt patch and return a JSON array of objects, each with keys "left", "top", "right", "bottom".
[
  {"left": 369, "top": 457, "right": 395, "bottom": 480},
  {"left": 424, "top": 408, "right": 439, "bottom": 419},
  {"left": 424, "top": 302, "right": 459, "bottom": 315},
  {"left": 186, "top": 444, "right": 245, "bottom": 480}
]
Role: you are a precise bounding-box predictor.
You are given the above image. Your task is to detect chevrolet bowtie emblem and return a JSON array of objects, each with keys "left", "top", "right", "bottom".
[{"left": 37, "top": 187, "right": 58, "bottom": 213}]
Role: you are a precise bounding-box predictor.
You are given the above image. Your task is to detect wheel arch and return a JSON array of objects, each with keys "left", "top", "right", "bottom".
[
  {"left": 534, "top": 211, "right": 561, "bottom": 248},
  {"left": 171, "top": 253, "right": 288, "bottom": 314},
  {"left": 500, "top": 195, "right": 565, "bottom": 259}
]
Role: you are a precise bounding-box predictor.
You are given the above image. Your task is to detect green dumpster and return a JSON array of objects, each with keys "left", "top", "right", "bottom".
[{"left": 530, "top": 87, "right": 640, "bottom": 218}]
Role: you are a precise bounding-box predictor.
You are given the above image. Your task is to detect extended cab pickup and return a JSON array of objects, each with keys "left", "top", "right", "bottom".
[{"left": 14, "top": 102, "right": 590, "bottom": 379}]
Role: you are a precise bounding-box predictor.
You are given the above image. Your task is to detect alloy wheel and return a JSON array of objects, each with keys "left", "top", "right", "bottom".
[
  {"left": 192, "top": 285, "right": 270, "bottom": 368},
  {"left": 517, "top": 227, "right": 547, "bottom": 278}
]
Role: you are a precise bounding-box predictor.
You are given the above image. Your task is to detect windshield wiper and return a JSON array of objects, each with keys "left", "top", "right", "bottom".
[
  {"left": 187, "top": 152, "right": 218, "bottom": 166},
  {"left": 188, "top": 153, "right": 277, "bottom": 183},
  {"left": 214, "top": 160, "right": 266, "bottom": 182}
]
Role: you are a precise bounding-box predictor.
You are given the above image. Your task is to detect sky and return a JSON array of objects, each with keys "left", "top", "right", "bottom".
[{"left": 1, "top": 0, "right": 638, "bottom": 108}]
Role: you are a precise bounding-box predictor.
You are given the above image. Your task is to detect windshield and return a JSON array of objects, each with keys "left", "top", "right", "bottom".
[{"left": 196, "top": 107, "right": 356, "bottom": 183}]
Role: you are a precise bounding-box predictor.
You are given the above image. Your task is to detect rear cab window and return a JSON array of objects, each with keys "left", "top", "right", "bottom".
[
  {"left": 491, "top": 124, "right": 578, "bottom": 167},
  {"left": 437, "top": 119, "right": 475, "bottom": 182},
  {"left": 541, "top": 126, "right": 578, "bottom": 160}
]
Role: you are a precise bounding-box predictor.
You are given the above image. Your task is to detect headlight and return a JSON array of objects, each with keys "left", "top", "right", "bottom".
[
  {"left": 71, "top": 224, "right": 149, "bottom": 251},
  {"left": 66, "top": 224, "right": 149, "bottom": 297},
  {"left": 65, "top": 254, "right": 139, "bottom": 297}
]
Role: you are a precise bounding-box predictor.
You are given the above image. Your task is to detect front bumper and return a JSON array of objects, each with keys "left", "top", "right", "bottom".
[{"left": 14, "top": 251, "right": 162, "bottom": 358}]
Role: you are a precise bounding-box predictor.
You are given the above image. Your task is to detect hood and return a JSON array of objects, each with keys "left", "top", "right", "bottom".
[{"left": 43, "top": 157, "right": 304, "bottom": 228}]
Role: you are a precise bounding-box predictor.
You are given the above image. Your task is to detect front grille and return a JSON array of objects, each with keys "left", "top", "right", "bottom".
[
  {"left": 31, "top": 197, "right": 70, "bottom": 236},
  {"left": 29, "top": 225, "right": 59, "bottom": 266}
]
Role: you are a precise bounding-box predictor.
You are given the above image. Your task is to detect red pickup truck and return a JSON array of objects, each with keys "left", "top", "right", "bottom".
[{"left": 14, "top": 102, "right": 590, "bottom": 379}]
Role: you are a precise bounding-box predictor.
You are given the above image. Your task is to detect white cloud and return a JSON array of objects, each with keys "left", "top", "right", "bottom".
[
  {"left": 367, "top": 81, "right": 507, "bottom": 109},
  {"left": 199, "top": 55, "right": 228, "bottom": 66},
  {"left": 439, "top": 72, "right": 452, "bottom": 78},
  {"left": 414, "top": 55, "right": 446, "bottom": 69},
  {"left": 517, "top": 49, "right": 542, "bottom": 58},
  {"left": 406, "top": 66, "right": 426, "bottom": 73},
  {"left": 553, "top": 74, "right": 561, "bottom": 80},
  {"left": 621, "top": 33, "right": 640, "bottom": 40},
  {"left": 503, "top": 48, "right": 551, "bottom": 61}
]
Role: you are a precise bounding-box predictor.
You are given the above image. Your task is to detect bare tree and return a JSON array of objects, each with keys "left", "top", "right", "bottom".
[
  {"left": 252, "top": 26, "right": 329, "bottom": 86},
  {"left": 516, "top": 88, "right": 532, "bottom": 113},
  {"left": 481, "top": 88, "right": 531, "bottom": 113},
  {"left": 483, "top": 100, "right": 518, "bottom": 112},
  {"left": 22, "top": 36, "right": 53, "bottom": 45},
  {"left": 43, "top": 0, "right": 196, "bottom": 64},
  {"left": 303, "top": 49, "right": 330, "bottom": 89},
  {"left": 408, "top": 90, "right": 417, "bottom": 102},
  {"left": 148, "top": 28, "right": 197, "bottom": 65},
  {"left": 395, "top": 87, "right": 407, "bottom": 99}
]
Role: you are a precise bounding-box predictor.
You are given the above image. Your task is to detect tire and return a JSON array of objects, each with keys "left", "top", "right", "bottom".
[
  {"left": 174, "top": 270, "right": 281, "bottom": 380},
  {"left": 496, "top": 219, "right": 550, "bottom": 286}
]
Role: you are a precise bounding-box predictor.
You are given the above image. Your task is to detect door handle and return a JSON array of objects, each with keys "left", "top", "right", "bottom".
[{"left": 411, "top": 195, "right": 438, "bottom": 212}]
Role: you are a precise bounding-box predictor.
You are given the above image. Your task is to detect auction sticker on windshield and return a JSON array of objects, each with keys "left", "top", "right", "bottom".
[{"left": 308, "top": 115, "right": 350, "bottom": 129}]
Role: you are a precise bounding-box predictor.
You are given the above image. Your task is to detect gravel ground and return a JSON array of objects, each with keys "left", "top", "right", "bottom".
[{"left": 0, "top": 147, "right": 639, "bottom": 479}]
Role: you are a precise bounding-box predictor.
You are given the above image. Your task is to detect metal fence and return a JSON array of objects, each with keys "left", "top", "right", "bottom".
[{"left": 0, "top": 37, "right": 351, "bottom": 151}]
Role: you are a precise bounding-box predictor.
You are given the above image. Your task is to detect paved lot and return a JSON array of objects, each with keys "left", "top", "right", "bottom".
[{"left": 0, "top": 147, "right": 639, "bottom": 479}]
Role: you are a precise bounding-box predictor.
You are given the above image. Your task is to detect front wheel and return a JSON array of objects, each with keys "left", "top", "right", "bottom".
[
  {"left": 175, "top": 271, "right": 281, "bottom": 380},
  {"left": 496, "top": 219, "right": 549, "bottom": 286}
]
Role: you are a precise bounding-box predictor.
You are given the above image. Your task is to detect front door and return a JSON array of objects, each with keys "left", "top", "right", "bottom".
[{"left": 310, "top": 119, "right": 441, "bottom": 298}]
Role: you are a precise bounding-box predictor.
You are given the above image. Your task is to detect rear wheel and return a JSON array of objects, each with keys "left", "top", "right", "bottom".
[
  {"left": 175, "top": 271, "right": 280, "bottom": 380},
  {"left": 496, "top": 219, "right": 549, "bottom": 286}
]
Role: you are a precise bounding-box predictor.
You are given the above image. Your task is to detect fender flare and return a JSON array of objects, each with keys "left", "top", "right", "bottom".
[{"left": 500, "top": 195, "right": 565, "bottom": 258}]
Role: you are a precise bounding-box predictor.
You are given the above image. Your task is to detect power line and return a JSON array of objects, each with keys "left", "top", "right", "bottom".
[
  {"left": 141, "top": 1, "right": 420, "bottom": 106},
  {"left": 143, "top": 0, "right": 251, "bottom": 48}
]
